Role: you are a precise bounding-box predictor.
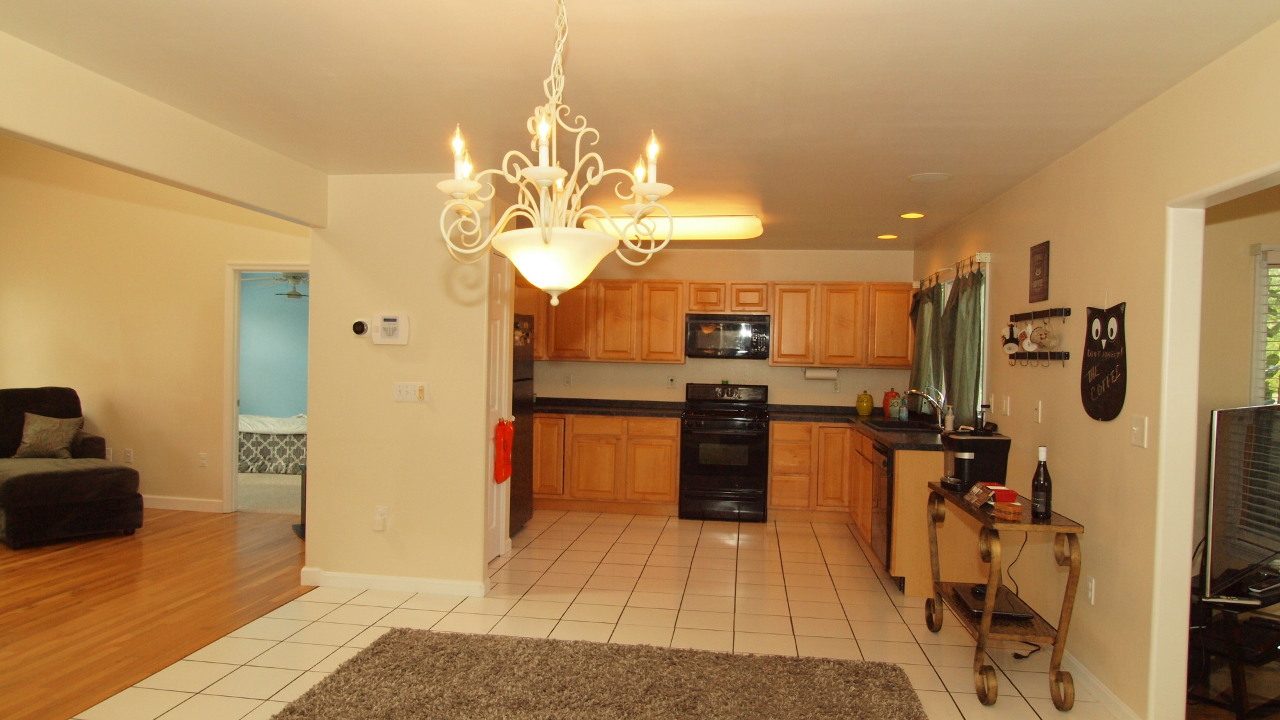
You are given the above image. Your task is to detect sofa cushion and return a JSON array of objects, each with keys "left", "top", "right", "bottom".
[
  {"left": 0, "top": 388, "right": 85, "bottom": 458},
  {"left": 0, "top": 459, "right": 140, "bottom": 507},
  {"left": 13, "top": 414, "right": 84, "bottom": 459}
]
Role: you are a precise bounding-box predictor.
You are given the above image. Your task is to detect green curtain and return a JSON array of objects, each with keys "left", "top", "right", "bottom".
[
  {"left": 940, "top": 268, "right": 986, "bottom": 428},
  {"left": 908, "top": 282, "right": 946, "bottom": 415}
]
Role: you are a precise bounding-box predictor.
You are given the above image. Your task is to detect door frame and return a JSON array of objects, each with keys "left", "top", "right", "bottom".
[{"left": 222, "top": 262, "right": 311, "bottom": 514}]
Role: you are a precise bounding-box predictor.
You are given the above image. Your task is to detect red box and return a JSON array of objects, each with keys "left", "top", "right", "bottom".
[{"left": 980, "top": 483, "right": 1018, "bottom": 504}]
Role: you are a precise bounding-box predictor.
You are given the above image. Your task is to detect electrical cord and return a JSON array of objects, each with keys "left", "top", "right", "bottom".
[{"left": 1006, "top": 531, "right": 1029, "bottom": 596}]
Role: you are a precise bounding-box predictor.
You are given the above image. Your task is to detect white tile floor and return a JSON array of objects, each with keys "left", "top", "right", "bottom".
[{"left": 73, "top": 511, "right": 1121, "bottom": 720}]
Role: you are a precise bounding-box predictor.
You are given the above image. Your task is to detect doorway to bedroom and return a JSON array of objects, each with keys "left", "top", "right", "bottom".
[{"left": 235, "top": 270, "right": 310, "bottom": 518}]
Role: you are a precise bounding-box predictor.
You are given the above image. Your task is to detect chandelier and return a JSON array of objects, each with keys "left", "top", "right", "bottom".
[{"left": 437, "top": 0, "right": 674, "bottom": 306}]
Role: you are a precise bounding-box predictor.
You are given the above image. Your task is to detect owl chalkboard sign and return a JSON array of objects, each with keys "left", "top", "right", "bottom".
[{"left": 1080, "top": 303, "right": 1126, "bottom": 421}]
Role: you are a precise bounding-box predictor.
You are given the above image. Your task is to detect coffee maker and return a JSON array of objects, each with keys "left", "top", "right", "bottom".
[{"left": 940, "top": 430, "right": 1011, "bottom": 492}]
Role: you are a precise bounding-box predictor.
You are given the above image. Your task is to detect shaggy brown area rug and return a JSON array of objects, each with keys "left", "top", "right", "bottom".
[{"left": 274, "top": 628, "right": 928, "bottom": 719}]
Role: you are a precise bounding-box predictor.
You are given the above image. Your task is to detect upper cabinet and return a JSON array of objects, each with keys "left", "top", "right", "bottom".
[
  {"left": 772, "top": 282, "right": 913, "bottom": 368},
  {"left": 688, "top": 282, "right": 769, "bottom": 313},
  {"left": 533, "top": 280, "right": 685, "bottom": 364}
]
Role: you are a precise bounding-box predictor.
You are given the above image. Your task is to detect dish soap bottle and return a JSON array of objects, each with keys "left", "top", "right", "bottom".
[
  {"left": 856, "top": 390, "right": 874, "bottom": 417},
  {"left": 883, "top": 388, "right": 899, "bottom": 418},
  {"left": 1031, "top": 445, "right": 1053, "bottom": 520}
]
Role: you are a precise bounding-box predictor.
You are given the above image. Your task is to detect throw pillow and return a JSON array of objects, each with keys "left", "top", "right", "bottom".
[{"left": 13, "top": 413, "right": 84, "bottom": 459}]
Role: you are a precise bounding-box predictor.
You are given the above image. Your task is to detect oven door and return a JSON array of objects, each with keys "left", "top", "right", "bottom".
[{"left": 679, "top": 423, "right": 769, "bottom": 490}]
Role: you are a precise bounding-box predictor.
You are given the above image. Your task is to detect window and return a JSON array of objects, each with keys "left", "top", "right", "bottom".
[{"left": 1253, "top": 247, "right": 1280, "bottom": 406}]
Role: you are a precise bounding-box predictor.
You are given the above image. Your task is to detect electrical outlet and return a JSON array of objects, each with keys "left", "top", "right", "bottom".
[
  {"left": 373, "top": 506, "right": 389, "bottom": 532},
  {"left": 666, "top": 376, "right": 676, "bottom": 390},
  {"left": 1086, "top": 576, "right": 1096, "bottom": 605},
  {"left": 833, "top": 379, "right": 841, "bottom": 394},
  {"left": 123, "top": 448, "right": 134, "bottom": 463},
  {"left": 394, "top": 382, "right": 427, "bottom": 402},
  {"left": 1002, "top": 396, "right": 1011, "bottom": 417},
  {"left": 1034, "top": 400, "right": 1043, "bottom": 424},
  {"left": 563, "top": 374, "right": 572, "bottom": 386},
  {"left": 197, "top": 452, "right": 208, "bottom": 467},
  {"left": 105, "top": 447, "right": 112, "bottom": 461}
]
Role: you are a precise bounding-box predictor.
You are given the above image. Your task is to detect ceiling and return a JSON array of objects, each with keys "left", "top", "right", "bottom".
[{"left": 2, "top": 0, "right": 1279, "bottom": 250}]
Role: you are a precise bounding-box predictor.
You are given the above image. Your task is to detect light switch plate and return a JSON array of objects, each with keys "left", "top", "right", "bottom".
[{"left": 1130, "top": 415, "right": 1149, "bottom": 448}]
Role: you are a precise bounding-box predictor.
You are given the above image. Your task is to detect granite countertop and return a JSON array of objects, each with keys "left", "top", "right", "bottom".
[{"left": 534, "top": 397, "right": 943, "bottom": 450}]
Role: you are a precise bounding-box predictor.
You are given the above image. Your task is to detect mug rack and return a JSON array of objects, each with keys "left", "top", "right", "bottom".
[{"left": 1006, "top": 307, "right": 1071, "bottom": 364}]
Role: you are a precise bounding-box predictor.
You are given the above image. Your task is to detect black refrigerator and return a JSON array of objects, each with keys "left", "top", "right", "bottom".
[{"left": 509, "top": 314, "right": 535, "bottom": 535}]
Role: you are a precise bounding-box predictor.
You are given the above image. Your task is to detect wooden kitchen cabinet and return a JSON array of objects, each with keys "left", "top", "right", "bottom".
[
  {"left": 547, "top": 284, "right": 594, "bottom": 360},
  {"left": 595, "top": 280, "right": 639, "bottom": 361},
  {"left": 535, "top": 413, "right": 679, "bottom": 513},
  {"left": 771, "top": 284, "right": 817, "bottom": 365},
  {"left": 850, "top": 431, "right": 875, "bottom": 545},
  {"left": 639, "top": 281, "right": 685, "bottom": 363},
  {"left": 769, "top": 422, "right": 814, "bottom": 509},
  {"left": 566, "top": 415, "right": 624, "bottom": 500},
  {"left": 867, "top": 282, "right": 914, "bottom": 368},
  {"left": 815, "top": 425, "right": 851, "bottom": 508},
  {"left": 532, "top": 415, "right": 566, "bottom": 496},
  {"left": 623, "top": 418, "right": 679, "bottom": 503},
  {"left": 891, "top": 449, "right": 986, "bottom": 597},
  {"left": 817, "top": 283, "right": 867, "bottom": 366},
  {"left": 688, "top": 282, "right": 770, "bottom": 313},
  {"left": 769, "top": 421, "right": 854, "bottom": 519},
  {"left": 771, "top": 281, "right": 913, "bottom": 368}
]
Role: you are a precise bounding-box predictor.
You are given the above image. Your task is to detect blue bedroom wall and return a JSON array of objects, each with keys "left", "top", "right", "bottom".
[{"left": 239, "top": 272, "right": 309, "bottom": 416}]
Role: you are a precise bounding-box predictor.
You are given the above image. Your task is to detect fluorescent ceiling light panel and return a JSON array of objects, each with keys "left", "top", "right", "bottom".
[{"left": 583, "top": 215, "right": 764, "bottom": 241}]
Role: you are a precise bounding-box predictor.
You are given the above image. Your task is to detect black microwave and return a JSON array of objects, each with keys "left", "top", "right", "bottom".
[{"left": 685, "top": 314, "right": 770, "bottom": 359}]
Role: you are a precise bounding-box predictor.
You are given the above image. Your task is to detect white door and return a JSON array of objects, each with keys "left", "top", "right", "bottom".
[{"left": 484, "top": 255, "right": 514, "bottom": 561}]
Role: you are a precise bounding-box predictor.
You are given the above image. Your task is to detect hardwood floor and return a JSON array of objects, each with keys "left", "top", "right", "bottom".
[{"left": 0, "top": 509, "right": 308, "bottom": 720}]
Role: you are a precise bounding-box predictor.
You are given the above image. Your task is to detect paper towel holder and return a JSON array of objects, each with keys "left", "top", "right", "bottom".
[{"left": 804, "top": 368, "right": 839, "bottom": 381}]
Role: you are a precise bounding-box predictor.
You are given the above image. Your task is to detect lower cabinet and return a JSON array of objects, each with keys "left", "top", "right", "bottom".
[
  {"left": 849, "top": 431, "right": 875, "bottom": 546},
  {"left": 768, "top": 421, "right": 852, "bottom": 520},
  {"left": 533, "top": 413, "right": 679, "bottom": 513}
]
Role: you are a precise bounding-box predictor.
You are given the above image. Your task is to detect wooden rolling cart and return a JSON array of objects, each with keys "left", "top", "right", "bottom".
[{"left": 925, "top": 482, "right": 1084, "bottom": 709}]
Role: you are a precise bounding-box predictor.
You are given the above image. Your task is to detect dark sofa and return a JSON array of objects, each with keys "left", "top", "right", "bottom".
[{"left": 0, "top": 387, "right": 143, "bottom": 548}]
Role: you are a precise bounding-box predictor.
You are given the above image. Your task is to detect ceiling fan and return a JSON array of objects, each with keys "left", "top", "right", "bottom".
[{"left": 243, "top": 272, "right": 309, "bottom": 299}]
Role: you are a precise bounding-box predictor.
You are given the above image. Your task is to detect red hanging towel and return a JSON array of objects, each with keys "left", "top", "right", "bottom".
[{"left": 494, "top": 419, "right": 514, "bottom": 483}]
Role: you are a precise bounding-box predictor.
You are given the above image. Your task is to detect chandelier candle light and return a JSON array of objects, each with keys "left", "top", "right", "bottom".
[{"left": 437, "top": 0, "right": 674, "bottom": 306}]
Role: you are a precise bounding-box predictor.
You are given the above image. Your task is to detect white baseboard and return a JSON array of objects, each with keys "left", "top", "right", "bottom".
[
  {"left": 1064, "top": 651, "right": 1140, "bottom": 720},
  {"left": 143, "top": 495, "right": 226, "bottom": 512},
  {"left": 300, "top": 566, "right": 487, "bottom": 598}
]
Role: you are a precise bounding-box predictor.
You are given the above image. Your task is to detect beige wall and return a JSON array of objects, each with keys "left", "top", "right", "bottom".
[
  {"left": 537, "top": 249, "right": 915, "bottom": 405},
  {"left": 302, "top": 173, "right": 492, "bottom": 594},
  {"left": 0, "top": 31, "right": 327, "bottom": 227},
  {"left": 0, "top": 134, "right": 310, "bottom": 504},
  {"left": 914, "top": 20, "right": 1280, "bottom": 719}
]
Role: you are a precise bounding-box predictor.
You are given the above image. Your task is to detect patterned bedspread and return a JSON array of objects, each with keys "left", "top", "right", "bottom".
[{"left": 238, "top": 432, "right": 306, "bottom": 474}]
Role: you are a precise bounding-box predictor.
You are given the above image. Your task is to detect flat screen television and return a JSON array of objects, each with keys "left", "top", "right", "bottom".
[{"left": 1202, "top": 404, "right": 1280, "bottom": 599}]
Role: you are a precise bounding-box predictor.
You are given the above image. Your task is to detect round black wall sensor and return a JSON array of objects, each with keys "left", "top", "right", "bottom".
[{"left": 352, "top": 320, "right": 369, "bottom": 336}]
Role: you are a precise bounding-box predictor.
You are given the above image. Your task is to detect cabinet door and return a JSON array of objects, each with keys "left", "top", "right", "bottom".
[
  {"left": 729, "top": 283, "right": 769, "bottom": 312},
  {"left": 595, "top": 280, "right": 639, "bottom": 361},
  {"left": 640, "top": 281, "right": 685, "bottom": 363},
  {"left": 815, "top": 426, "right": 851, "bottom": 508},
  {"left": 687, "top": 282, "right": 727, "bottom": 312},
  {"left": 771, "top": 284, "right": 816, "bottom": 365},
  {"left": 817, "top": 283, "right": 867, "bottom": 367},
  {"left": 867, "top": 282, "right": 914, "bottom": 368},
  {"left": 532, "top": 415, "right": 565, "bottom": 496},
  {"left": 568, "top": 435, "right": 622, "bottom": 500},
  {"left": 854, "top": 451, "right": 874, "bottom": 544},
  {"left": 548, "top": 284, "right": 594, "bottom": 360},
  {"left": 624, "top": 436, "right": 678, "bottom": 502}
]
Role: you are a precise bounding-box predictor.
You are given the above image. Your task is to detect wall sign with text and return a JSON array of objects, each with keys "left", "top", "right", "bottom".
[{"left": 1080, "top": 302, "right": 1126, "bottom": 421}]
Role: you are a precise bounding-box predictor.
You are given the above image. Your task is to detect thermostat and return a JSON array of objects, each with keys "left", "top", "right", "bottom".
[
  {"left": 372, "top": 315, "right": 409, "bottom": 345},
  {"left": 352, "top": 319, "right": 369, "bottom": 336}
]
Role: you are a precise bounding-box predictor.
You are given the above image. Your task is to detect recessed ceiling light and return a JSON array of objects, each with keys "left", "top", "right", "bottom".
[
  {"left": 900, "top": 212, "right": 925, "bottom": 219},
  {"left": 909, "top": 172, "right": 952, "bottom": 184},
  {"left": 877, "top": 234, "right": 899, "bottom": 240}
]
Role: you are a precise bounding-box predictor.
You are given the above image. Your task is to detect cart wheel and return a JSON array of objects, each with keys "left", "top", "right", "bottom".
[
  {"left": 975, "top": 664, "right": 998, "bottom": 705},
  {"left": 925, "top": 598, "right": 943, "bottom": 632},
  {"left": 1050, "top": 669, "right": 1075, "bottom": 710}
]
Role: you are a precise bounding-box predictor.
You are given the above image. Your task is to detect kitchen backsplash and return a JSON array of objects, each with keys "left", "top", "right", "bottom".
[{"left": 534, "top": 359, "right": 909, "bottom": 407}]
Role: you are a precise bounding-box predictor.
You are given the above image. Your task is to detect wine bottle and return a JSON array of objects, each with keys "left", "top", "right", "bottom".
[{"left": 1031, "top": 445, "right": 1052, "bottom": 520}]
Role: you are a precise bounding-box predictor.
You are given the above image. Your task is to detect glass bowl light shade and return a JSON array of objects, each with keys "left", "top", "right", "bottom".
[{"left": 491, "top": 227, "right": 619, "bottom": 305}]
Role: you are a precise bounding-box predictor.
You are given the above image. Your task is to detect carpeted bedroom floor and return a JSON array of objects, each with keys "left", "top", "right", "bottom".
[{"left": 237, "top": 473, "right": 302, "bottom": 515}]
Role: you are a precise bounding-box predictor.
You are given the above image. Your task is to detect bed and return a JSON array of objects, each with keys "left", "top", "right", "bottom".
[{"left": 237, "top": 414, "right": 307, "bottom": 474}]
